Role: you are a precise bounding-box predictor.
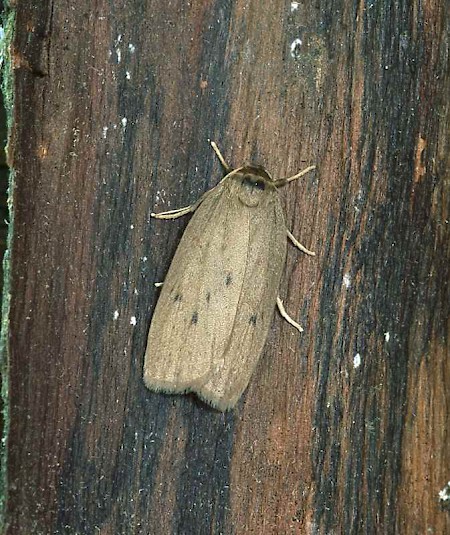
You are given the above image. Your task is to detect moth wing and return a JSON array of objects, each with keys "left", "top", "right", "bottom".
[
  {"left": 196, "top": 197, "right": 287, "bottom": 409},
  {"left": 144, "top": 182, "right": 255, "bottom": 395}
]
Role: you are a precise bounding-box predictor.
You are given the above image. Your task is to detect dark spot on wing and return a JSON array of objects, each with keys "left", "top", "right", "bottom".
[
  {"left": 174, "top": 293, "right": 182, "bottom": 302},
  {"left": 249, "top": 314, "right": 257, "bottom": 325},
  {"left": 225, "top": 273, "right": 233, "bottom": 286},
  {"left": 191, "top": 311, "right": 199, "bottom": 324},
  {"left": 206, "top": 291, "right": 211, "bottom": 303}
]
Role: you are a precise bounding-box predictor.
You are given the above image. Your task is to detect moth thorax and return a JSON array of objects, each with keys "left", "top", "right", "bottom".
[{"left": 235, "top": 170, "right": 272, "bottom": 207}]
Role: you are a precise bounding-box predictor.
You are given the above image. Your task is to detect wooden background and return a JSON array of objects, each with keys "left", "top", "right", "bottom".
[{"left": 2, "top": 0, "right": 449, "bottom": 533}]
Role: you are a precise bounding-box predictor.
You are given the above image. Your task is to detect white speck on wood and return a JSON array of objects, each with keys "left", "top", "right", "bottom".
[
  {"left": 438, "top": 481, "right": 450, "bottom": 502},
  {"left": 353, "top": 353, "right": 361, "bottom": 368},
  {"left": 290, "top": 38, "right": 302, "bottom": 58}
]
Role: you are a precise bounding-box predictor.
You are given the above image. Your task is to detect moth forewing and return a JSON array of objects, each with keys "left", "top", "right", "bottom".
[
  {"left": 144, "top": 147, "right": 314, "bottom": 410},
  {"left": 195, "top": 194, "right": 286, "bottom": 410},
  {"left": 144, "top": 183, "right": 229, "bottom": 392}
]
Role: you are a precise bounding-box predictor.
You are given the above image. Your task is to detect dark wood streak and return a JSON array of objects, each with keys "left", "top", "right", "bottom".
[{"left": 2, "top": 0, "right": 448, "bottom": 534}]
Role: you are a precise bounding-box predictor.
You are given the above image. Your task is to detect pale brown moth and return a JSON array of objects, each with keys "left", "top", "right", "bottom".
[{"left": 144, "top": 142, "right": 315, "bottom": 410}]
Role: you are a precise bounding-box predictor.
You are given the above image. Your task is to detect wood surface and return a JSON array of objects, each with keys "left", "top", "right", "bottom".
[{"left": 2, "top": 0, "right": 449, "bottom": 533}]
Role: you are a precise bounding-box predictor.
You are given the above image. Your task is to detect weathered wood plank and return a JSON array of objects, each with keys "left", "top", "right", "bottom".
[{"left": 2, "top": 0, "right": 449, "bottom": 533}]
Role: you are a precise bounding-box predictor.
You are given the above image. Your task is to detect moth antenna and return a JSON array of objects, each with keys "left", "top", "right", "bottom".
[
  {"left": 210, "top": 141, "right": 231, "bottom": 173},
  {"left": 274, "top": 165, "right": 316, "bottom": 187}
]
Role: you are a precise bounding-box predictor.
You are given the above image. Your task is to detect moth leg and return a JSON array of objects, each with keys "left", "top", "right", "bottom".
[
  {"left": 274, "top": 165, "right": 316, "bottom": 187},
  {"left": 287, "top": 230, "right": 315, "bottom": 256},
  {"left": 277, "top": 297, "right": 303, "bottom": 333},
  {"left": 152, "top": 142, "right": 229, "bottom": 220},
  {"left": 151, "top": 201, "right": 200, "bottom": 220},
  {"left": 284, "top": 165, "right": 316, "bottom": 183},
  {"left": 210, "top": 141, "right": 231, "bottom": 173},
  {"left": 151, "top": 180, "right": 219, "bottom": 219}
]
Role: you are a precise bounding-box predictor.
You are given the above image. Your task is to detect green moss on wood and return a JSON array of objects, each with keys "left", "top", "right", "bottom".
[{"left": 0, "top": 1, "right": 16, "bottom": 528}]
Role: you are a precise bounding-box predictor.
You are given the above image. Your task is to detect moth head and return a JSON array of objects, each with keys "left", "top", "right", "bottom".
[{"left": 231, "top": 166, "right": 275, "bottom": 207}]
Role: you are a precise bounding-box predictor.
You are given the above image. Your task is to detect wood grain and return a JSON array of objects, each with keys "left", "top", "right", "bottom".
[{"left": 2, "top": 0, "right": 449, "bottom": 533}]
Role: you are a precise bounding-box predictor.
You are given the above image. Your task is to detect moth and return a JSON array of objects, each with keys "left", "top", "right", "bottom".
[{"left": 144, "top": 142, "right": 315, "bottom": 410}]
